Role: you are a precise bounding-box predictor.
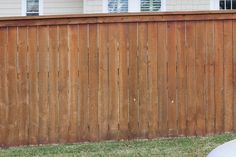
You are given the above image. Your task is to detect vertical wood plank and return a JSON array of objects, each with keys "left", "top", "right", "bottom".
[
  {"left": 128, "top": 23, "right": 139, "bottom": 138},
  {"left": 157, "top": 22, "right": 168, "bottom": 137},
  {"left": 98, "top": 24, "right": 109, "bottom": 140},
  {"left": 186, "top": 22, "right": 196, "bottom": 136},
  {"left": 118, "top": 23, "right": 129, "bottom": 140},
  {"left": 18, "top": 27, "right": 29, "bottom": 145},
  {"left": 78, "top": 24, "right": 89, "bottom": 141},
  {"left": 108, "top": 23, "right": 119, "bottom": 140},
  {"left": 147, "top": 22, "right": 158, "bottom": 138},
  {"left": 138, "top": 22, "right": 148, "bottom": 138},
  {"left": 38, "top": 26, "right": 49, "bottom": 144},
  {"left": 233, "top": 21, "right": 236, "bottom": 131},
  {"left": 48, "top": 26, "right": 59, "bottom": 143},
  {"left": 7, "top": 27, "right": 19, "bottom": 146},
  {"left": 0, "top": 27, "right": 8, "bottom": 147},
  {"left": 223, "top": 20, "right": 233, "bottom": 132},
  {"left": 167, "top": 22, "right": 177, "bottom": 136},
  {"left": 28, "top": 26, "right": 39, "bottom": 145},
  {"left": 58, "top": 25, "right": 69, "bottom": 143},
  {"left": 176, "top": 22, "right": 187, "bottom": 136},
  {"left": 205, "top": 21, "right": 215, "bottom": 134},
  {"left": 88, "top": 24, "right": 99, "bottom": 141},
  {"left": 195, "top": 21, "right": 206, "bottom": 136},
  {"left": 68, "top": 25, "right": 79, "bottom": 142},
  {"left": 214, "top": 21, "right": 224, "bottom": 134}
]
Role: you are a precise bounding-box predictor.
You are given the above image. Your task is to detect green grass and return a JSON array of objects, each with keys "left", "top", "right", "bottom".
[{"left": 1, "top": 133, "right": 236, "bottom": 157}]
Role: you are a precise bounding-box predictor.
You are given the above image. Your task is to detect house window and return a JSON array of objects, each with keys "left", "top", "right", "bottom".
[
  {"left": 106, "top": 0, "right": 165, "bottom": 13},
  {"left": 22, "top": 0, "right": 43, "bottom": 16},
  {"left": 108, "top": 0, "right": 128, "bottom": 13},
  {"left": 219, "top": 0, "right": 236, "bottom": 9},
  {"left": 26, "top": 0, "right": 39, "bottom": 16},
  {"left": 141, "top": 0, "right": 161, "bottom": 12}
]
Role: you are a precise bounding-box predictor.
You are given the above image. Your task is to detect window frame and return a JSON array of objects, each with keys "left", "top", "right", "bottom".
[
  {"left": 107, "top": 0, "right": 129, "bottom": 13},
  {"left": 140, "top": 0, "right": 163, "bottom": 12},
  {"left": 103, "top": 0, "right": 166, "bottom": 13},
  {"left": 22, "top": 0, "right": 43, "bottom": 16},
  {"left": 211, "top": 0, "right": 220, "bottom": 10},
  {"left": 211, "top": 0, "right": 236, "bottom": 10}
]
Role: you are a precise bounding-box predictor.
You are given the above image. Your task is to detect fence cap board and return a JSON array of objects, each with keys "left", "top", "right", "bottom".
[{"left": 1, "top": 10, "right": 236, "bottom": 27}]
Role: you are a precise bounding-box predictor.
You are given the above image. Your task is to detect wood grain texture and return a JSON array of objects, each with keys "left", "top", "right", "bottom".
[
  {"left": 98, "top": 24, "right": 109, "bottom": 140},
  {"left": 48, "top": 26, "right": 59, "bottom": 143},
  {"left": 186, "top": 22, "right": 196, "bottom": 136},
  {"left": 214, "top": 21, "right": 224, "bottom": 134},
  {"left": 17, "top": 27, "right": 29, "bottom": 145},
  {"left": 38, "top": 26, "right": 49, "bottom": 144},
  {"left": 128, "top": 23, "right": 139, "bottom": 139},
  {"left": 233, "top": 21, "right": 236, "bottom": 131},
  {"left": 118, "top": 23, "right": 129, "bottom": 140},
  {"left": 157, "top": 22, "right": 168, "bottom": 137},
  {"left": 7, "top": 27, "right": 19, "bottom": 146},
  {"left": 205, "top": 21, "right": 215, "bottom": 134},
  {"left": 195, "top": 21, "right": 206, "bottom": 136},
  {"left": 2, "top": 11, "right": 236, "bottom": 27},
  {"left": 68, "top": 25, "right": 79, "bottom": 143},
  {"left": 0, "top": 27, "right": 8, "bottom": 147},
  {"left": 28, "top": 26, "right": 39, "bottom": 145},
  {"left": 147, "top": 22, "right": 158, "bottom": 138},
  {"left": 88, "top": 24, "right": 99, "bottom": 141},
  {"left": 138, "top": 22, "right": 149, "bottom": 138},
  {"left": 78, "top": 24, "right": 89, "bottom": 141},
  {"left": 108, "top": 23, "right": 119, "bottom": 140},
  {"left": 167, "top": 22, "right": 177, "bottom": 136},
  {"left": 58, "top": 26, "right": 69, "bottom": 143},
  {"left": 223, "top": 20, "right": 233, "bottom": 132},
  {"left": 176, "top": 22, "right": 187, "bottom": 136}
]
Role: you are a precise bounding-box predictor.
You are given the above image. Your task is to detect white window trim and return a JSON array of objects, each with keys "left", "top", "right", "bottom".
[
  {"left": 160, "top": 0, "right": 166, "bottom": 11},
  {"left": 103, "top": 0, "right": 166, "bottom": 13},
  {"left": 210, "top": 0, "right": 220, "bottom": 10},
  {"left": 103, "top": 0, "right": 109, "bottom": 13},
  {"left": 21, "top": 0, "right": 43, "bottom": 16},
  {"left": 129, "top": 0, "right": 140, "bottom": 12}
]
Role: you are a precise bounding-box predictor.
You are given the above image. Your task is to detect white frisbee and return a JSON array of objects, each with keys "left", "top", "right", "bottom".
[{"left": 208, "top": 139, "right": 236, "bottom": 157}]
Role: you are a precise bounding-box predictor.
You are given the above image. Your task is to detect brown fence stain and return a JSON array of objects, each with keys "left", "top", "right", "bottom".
[{"left": 0, "top": 11, "right": 236, "bottom": 147}]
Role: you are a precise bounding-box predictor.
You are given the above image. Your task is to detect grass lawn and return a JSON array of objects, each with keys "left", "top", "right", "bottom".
[{"left": 0, "top": 133, "right": 236, "bottom": 157}]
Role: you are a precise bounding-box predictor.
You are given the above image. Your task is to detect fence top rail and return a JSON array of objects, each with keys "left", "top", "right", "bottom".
[{"left": 0, "top": 10, "right": 236, "bottom": 27}]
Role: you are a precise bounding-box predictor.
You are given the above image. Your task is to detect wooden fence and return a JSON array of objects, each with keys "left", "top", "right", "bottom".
[{"left": 1, "top": 11, "right": 236, "bottom": 147}]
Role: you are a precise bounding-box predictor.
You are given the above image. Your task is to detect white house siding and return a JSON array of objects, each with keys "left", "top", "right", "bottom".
[
  {"left": 84, "top": 0, "right": 213, "bottom": 13},
  {"left": 43, "top": 0, "right": 83, "bottom": 15},
  {"left": 0, "top": 0, "right": 216, "bottom": 17},
  {"left": 166, "top": 0, "right": 211, "bottom": 11},
  {"left": 84, "top": 0, "right": 104, "bottom": 13},
  {"left": 0, "top": 0, "right": 21, "bottom": 17}
]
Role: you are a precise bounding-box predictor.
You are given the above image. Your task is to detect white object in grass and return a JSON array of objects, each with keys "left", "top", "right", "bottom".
[{"left": 208, "top": 139, "right": 236, "bottom": 157}]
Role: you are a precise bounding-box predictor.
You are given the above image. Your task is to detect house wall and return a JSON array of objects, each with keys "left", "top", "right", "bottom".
[
  {"left": 0, "top": 0, "right": 217, "bottom": 17},
  {"left": 0, "top": 0, "right": 84, "bottom": 17},
  {"left": 0, "top": 0, "right": 21, "bottom": 17},
  {"left": 166, "top": 0, "right": 211, "bottom": 11},
  {"left": 84, "top": 0, "right": 213, "bottom": 13},
  {"left": 44, "top": 0, "right": 83, "bottom": 15},
  {"left": 84, "top": 0, "right": 104, "bottom": 13}
]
